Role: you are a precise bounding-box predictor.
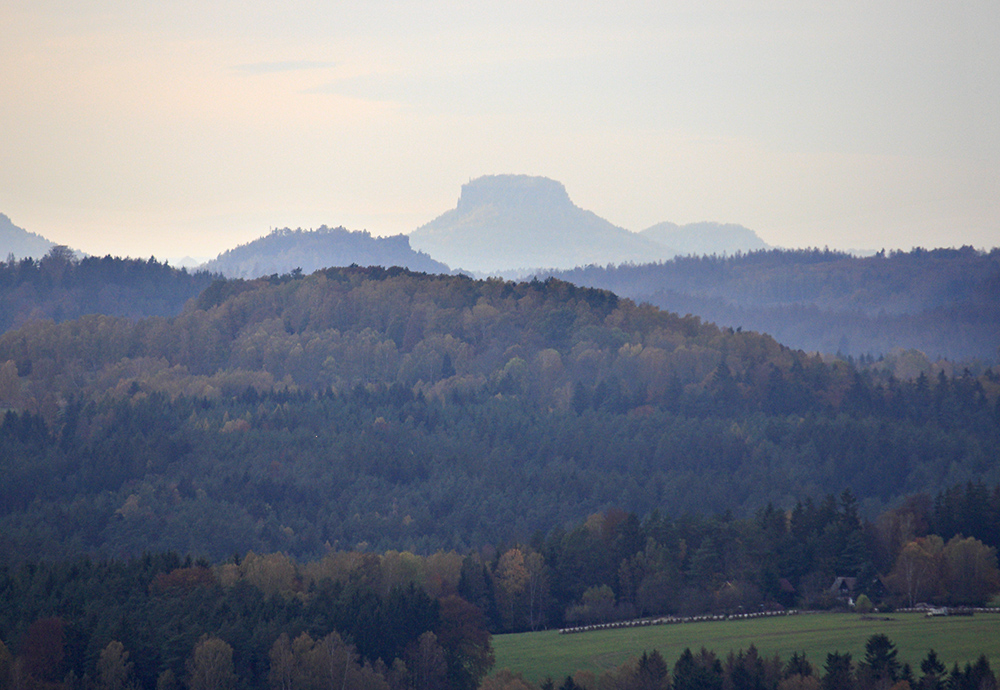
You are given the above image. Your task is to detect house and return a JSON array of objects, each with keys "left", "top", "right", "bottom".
[
  {"left": 863, "top": 575, "right": 888, "bottom": 602},
  {"left": 775, "top": 578, "right": 796, "bottom": 608},
  {"left": 829, "top": 576, "right": 857, "bottom": 603}
]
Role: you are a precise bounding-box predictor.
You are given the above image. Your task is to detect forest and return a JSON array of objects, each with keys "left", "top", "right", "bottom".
[
  {"left": 1, "top": 264, "right": 999, "bottom": 689},
  {"left": 1, "top": 266, "right": 998, "bottom": 560},
  {"left": 0, "top": 248, "right": 214, "bottom": 335},
  {"left": 0, "top": 550, "right": 493, "bottom": 690},
  {"left": 536, "top": 247, "right": 1000, "bottom": 362},
  {"left": 1, "top": 482, "right": 998, "bottom": 689}
]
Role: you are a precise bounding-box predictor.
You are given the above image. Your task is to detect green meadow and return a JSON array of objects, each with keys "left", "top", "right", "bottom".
[{"left": 492, "top": 613, "right": 1000, "bottom": 684}]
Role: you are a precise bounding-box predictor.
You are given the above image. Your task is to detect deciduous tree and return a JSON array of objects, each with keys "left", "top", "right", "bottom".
[
  {"left": 186, "top": 636, "right": 237, "bottom": 690},
  {"left": 96, "top": 641, "right": 135, "bottom": 690},
  {"left": 942, "top": 536, "right": 1000, "bottom": 605},
  {"left": 494, "top": 548, "right": 529, "bottom": 629},
  {"left": 887, "top": 537, "right": 943, "bottom": 607}
]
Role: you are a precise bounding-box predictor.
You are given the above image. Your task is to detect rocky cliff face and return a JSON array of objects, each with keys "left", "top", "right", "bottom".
[{"left": 455, "top": 174, "right": 571, "bottom": 212}]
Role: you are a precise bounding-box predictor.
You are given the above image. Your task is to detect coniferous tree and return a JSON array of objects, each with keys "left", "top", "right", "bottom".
[
  {"left": 918, "top": 650, "right": 946, "bottom": 690},
  {"left": 786, "top": 653, "right": 814, "bottom": 679},
  {"left": 633, "top": 650, "right": 670, "bottom": 690},
  {"left": 859, "top": 634, "right": 900, "bottom": 690},
  {"left": 822, "top": 653, "right": 854, "bottom": 690}
]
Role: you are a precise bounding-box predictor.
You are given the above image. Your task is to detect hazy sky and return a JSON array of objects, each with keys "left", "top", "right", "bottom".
[{"left": 2, "top": 0, "right": 998, "bottom": 260}]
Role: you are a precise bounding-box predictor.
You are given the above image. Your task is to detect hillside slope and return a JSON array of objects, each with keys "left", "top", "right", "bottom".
[
  {"left": 0, "top": 213, "right": 55, "bottom": 260},
  {"left": 0, "top": 267, "right": 997, "bottom": 562}
]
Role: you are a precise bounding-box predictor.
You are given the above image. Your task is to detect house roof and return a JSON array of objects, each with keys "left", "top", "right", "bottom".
[{"left": 829, "top": 576, "right": 857, "bottom": 593}]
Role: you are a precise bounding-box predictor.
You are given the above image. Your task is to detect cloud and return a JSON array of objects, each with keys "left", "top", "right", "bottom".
[{"left": 232, "top": 61, "right": 335, "bottom": 74}]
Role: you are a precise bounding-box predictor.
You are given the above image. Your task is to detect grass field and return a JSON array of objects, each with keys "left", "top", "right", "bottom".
[{"left": 492, "top": 613, "right": 1000, "bottom": 684}]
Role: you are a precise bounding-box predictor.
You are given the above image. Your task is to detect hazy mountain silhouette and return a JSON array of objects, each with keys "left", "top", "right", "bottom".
[
  {"left": 0, "top": 214, "right": 56, "bottom": 260},
  {"left": 408, "top": 174, "right": 674, "bottom": 273},
  {"left": 641, "top": 221, "right": 770, "bottom": 256},
  {"left": 203, "top": 225, "right": 450, "bottom": 278}
]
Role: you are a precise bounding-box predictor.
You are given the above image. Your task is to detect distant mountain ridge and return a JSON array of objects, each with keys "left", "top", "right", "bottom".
[
  {"left": 641, "top": 221, "right": 769, "bottom": 256},
  {"left": 408, "top": 175, "right": 674, "bottom": 273},
  {"left": 203, "top": 225, "right": 450, "bottom": 278},
  {"left": 538, "top": 247, "right": 1000, "bottom": 362},
  {"left": 0, "top": 213, "right": 55, "bottom": 260}
]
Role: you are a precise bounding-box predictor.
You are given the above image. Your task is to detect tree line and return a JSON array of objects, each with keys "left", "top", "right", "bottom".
[
  {"left": 486, "top": 635, "right": 998, "bottom": 690},
  {"left": 1, "top": 481, "right": 997, "bottom": 677},
  {"left": 455, "top": 488, "right": 999, "bottom": 635},
  {"left": 0, "top": 247, "right": 214, "bottom": 334},
  {"left": 0, "top": 533, "right": 996, "bottom": 690},
  {"left": 0, "top": 551, "right": 492, "bottom": 690}
]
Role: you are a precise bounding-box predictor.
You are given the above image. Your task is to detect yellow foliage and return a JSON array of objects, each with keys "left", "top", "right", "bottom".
[
  {"left": 380, "top": 550, "right": 425, "bottom": 594},
  {"left": 0, "top": 360, "right": 22, "bottom": 408},
  {"left": 423, "top": 551, "right": 463, "bottom": 599},
  {"left": 215, "top": 563, "right": 240, "bottom": 589},
  {"left": 239, "top": 552, "right": 299, "bottom": 597},
  {"left": 778, "top": 675, "right": 821, "bottom": 690},
  {"left": 479, "top": 669, "right": 535, "bottom": 690}
]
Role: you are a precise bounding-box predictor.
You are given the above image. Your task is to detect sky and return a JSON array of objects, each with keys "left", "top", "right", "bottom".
[{"left": 1, "top": 0, "right": 998, "bottom": 261}]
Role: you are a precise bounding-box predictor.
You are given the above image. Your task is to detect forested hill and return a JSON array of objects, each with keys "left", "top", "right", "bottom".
[
  {"left": 203, "top": 225, "right": 450, "bottom": 278},
  {"left": 536, "top": 247, "right": 1000, "bottom": 362},
  {"left": 1, "top": 265, "right": 828, "bottom": 407},
  {"left": 0, "top": 267, "right": 998, "bottom": 563},
  {"left": 0, "top": 247, "right": 216, "bottom": 334}
]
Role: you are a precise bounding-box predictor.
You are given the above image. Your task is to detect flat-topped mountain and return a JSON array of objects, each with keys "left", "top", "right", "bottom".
[
  {"left": 642, "top": 221, "right": 770, "bottom": 256},
  {"left": 203, "top": 225, "right": 450, "bottom": 278},
  {"left": 0, "top": 213, "right": 55, "bottom": 260},
  {"left": 408, "top": 175, "right": 674, "bottom": 273}
]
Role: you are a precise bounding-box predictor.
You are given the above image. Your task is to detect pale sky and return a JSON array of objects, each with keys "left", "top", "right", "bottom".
[{"left": 2, "top": 0, "right": 998, "bottom": 261}]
